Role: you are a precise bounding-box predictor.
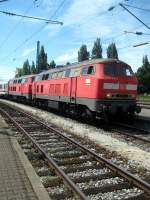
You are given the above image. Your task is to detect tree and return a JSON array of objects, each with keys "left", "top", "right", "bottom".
[
  {"left": 78, "top": 44, "right": 89, "bottom": 62},
  {"left": 31, "top": 61, "right": 36, "bottom": 74},
  {"left": 49, "top": 60, "right": 56, "bottom": 69},
  {"left": 136, "top": 55, "right": 150, "bottom": 93},
  {"left": 107, "top": 42, "right": 118, "bottom": 59},
  {"left": 22, "top": 59, "right": 30, "bottom": 75},
  {"left": 91, "top": 38, "right": 102, "bottom": 59},
  {"left": 66, "top": 62, "right": 70, "bottom": 65},
  {"left": 38, "top": 45, "right": 47, "bottom": 73},
  {"left": 15, "top": 68, "right": 23, "bottom": 77}
]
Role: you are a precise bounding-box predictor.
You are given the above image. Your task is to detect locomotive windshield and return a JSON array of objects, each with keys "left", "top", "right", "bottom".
[{"left": 104, "top": 64, "right": 134, "bottom": 76}]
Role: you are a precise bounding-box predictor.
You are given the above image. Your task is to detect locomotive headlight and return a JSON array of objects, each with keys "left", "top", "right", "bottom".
[
  {"left": 106, "top": 93, "right": 112, "bottom": 98},
  {"left": 129, "top": 94, "right": 136, "bottom": 98}
]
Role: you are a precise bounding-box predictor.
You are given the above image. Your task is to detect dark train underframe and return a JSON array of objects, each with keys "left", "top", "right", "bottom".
[{"left": 7, "top": 93, "right": 141, "bottom": 122}]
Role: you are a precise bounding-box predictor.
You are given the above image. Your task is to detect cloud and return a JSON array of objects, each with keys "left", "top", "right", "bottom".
[
  {"left": 0, "top": 65, "right": 15, "bottom": 81},
  {"left": 60, "top": 0, "right": 121, "bottom": 39},
  {"left": 55, "top": 50, "right": 77, "bottom": 64},
  {"left": 22, "top": 47, "right": 36, "bottom": 57}
]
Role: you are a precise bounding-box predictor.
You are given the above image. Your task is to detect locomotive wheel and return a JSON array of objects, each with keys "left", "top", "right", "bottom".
[{"left": 81, "top": 108, "right": 95, "bottom": 122}]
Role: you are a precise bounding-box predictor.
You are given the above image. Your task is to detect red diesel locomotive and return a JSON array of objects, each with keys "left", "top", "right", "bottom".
[
  {"left": 7, "top": 58, "right": 140, "bottom": 121},
  {"left": 8, "top": 74, "right": 35, "bottom": 100}
]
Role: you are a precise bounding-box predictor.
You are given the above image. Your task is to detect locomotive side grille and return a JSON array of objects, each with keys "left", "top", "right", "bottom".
[
  {"left": 103, "top": 83, "right": 137, "bottom": 91},
  {"left": 103, "top": 83, "right": 119, "bottom": 89},
  {"left": 126, "top": 84, "right": 137, "bottom": 90}
]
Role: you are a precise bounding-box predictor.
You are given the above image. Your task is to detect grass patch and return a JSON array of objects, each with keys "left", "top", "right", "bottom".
[{"left": 137, "top": 94, "right": 150, "bottom": 101}]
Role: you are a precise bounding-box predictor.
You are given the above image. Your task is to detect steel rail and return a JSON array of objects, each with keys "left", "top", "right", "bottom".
[
  {"left": 137, "top": 101, "right": 150, "bottom": 109},
  {"left": 0, "top": 107, "right": 89, "bottom": 200},
  {"left": 112, "top": 122, "right": 150, "bottom": 144},
  {"left": 0, "top": 103, "right": 150, "bottom": 196}
]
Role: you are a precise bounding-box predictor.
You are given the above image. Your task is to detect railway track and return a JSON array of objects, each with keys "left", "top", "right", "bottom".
[
  {"left": 0, "top": 102, "right": 150, "bottom": 200},
  {"left": 137, "top": 101, "right": 150, "bottom": 109},
  {"left": 111, "top": 122, "right": 150, "bottom": 145}
]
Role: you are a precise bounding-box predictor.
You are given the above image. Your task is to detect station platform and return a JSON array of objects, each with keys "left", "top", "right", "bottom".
[{"left": 0, "top": 114, "right": 50, "bottom": 200}]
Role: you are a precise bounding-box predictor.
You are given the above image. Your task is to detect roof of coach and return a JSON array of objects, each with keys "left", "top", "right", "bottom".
[
  {"left": 9, "top": 74, "right": 36, "bottom": 82},
  {"left": 37, "top": 58, "right": 128, "bottom": 76}
]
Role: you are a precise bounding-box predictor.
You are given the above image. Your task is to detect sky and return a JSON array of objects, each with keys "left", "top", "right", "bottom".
[{"left": 0, "top": 0, "right": 150, "bottom": 81}]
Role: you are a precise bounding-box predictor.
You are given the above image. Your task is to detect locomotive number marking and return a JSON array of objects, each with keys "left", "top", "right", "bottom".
[{"left": 85, "top": 79, "right": 91, "bottom": 85}]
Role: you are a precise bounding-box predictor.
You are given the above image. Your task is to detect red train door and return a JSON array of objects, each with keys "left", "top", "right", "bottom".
[{"left": 70, "top": 77, "right": 77, "bottom": 103}]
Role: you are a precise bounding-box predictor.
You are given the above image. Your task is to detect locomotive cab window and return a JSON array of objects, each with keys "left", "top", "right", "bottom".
[
  {"left": 119, "top": 65, "right": 134, "bottom": 76},
  {"left": 104, "top": 64, "right": 118, "bottom": 76},
  {"left": 82, "top": 66, "right": 95, "bottom": 75},
  {"left": 104, "top": 64, "right": 134, "bottom": 76}
]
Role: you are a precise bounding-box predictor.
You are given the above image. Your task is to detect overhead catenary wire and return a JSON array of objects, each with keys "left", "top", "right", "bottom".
[
  {"left": 2, "top": 0, "right": 149, "bottom": 63},
  {"left": 0, "top": 2, "right": 35, "bottom": 51},
  {"left": 123, "top": 3, "right": 150, "bottom": 12},
  {"left": 118, "top": 41, "right": 150, "bottom": 50},
  {"left": 1, "top": 0, "right": 67, "bottom": 63},
  {"left": 0, "top": 10, "right": 63, "bottom": 24},
  {"left": 0, "top": 0, "right": 8, "bottom": 3},
  {"left": 119, "top": 3, "right": 150, "bottom": 30},
  {"left": 124, "top": 31, "right": 150, "bottom": 36}
]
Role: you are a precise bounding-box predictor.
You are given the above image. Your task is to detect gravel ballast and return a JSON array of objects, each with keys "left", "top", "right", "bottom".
[{"left": 1, "top": 99, "right": 150, "bottom": 171}]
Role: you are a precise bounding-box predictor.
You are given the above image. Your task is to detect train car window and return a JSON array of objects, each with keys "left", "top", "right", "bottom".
[
  {"left": 51, "top": 72, "right": 58, "bottom": 79},
  {"left": 31, "top": 77, "right": 35, "bottom": 82},
  {"left": 45, "top": 74, "right": 49, "bottom": 80},
  {"left": 0, "top": 84, "right": 2, "bottom": 89},
  {"left": 74, "top": 68, "right": 81, "bottom": 76},
  {"left": 35, "top": 75, "right": 42, "bottom": 82},
  {"left": 9, "top": 80, "right": 13, "bottom": 84},
  {"left": 82, "top": 66, "right": 95, "bottom": 75},
  {"left": 42, "top": 74, "right": 45, "bottom": 80},
  {"left": 21, "top": 78, "right": 26, "bottom": 83},
  {"left": 57, "top": 71, "right": 63, "bottom": 79},
  {"left": 104, "top": 64, "right": 118, "bottom": 76},
  {"left": 18, "top": 79, "right": 22, "bottom": 83},
  {"left": 70, "top": 67, "right": 81, "bottom": 77},
  {"left": 48, "top": 73, "right": 52, "bottom": 80},
  {"left": 64, "top": 69, "right": 70, "bottom": 77},
  {"left": 35, "top": 76, "right": 39, "bottom": 82}
]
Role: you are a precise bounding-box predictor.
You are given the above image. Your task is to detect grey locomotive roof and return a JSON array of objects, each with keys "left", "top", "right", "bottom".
[
  {"left": 10, "top": 74, "right": 36, "bottom": 81},
  {"left": 37, "top": 58, "right": 128, "bottom": 76}
]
